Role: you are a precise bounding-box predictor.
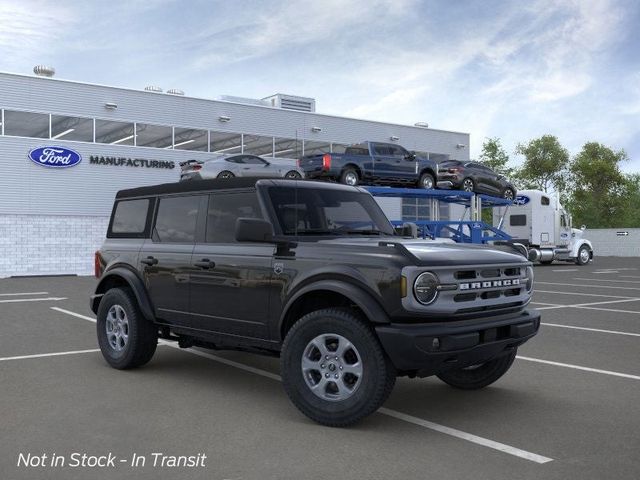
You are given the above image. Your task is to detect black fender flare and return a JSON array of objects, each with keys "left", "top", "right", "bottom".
[
  {"left": 279, "top": 279, "right": 390, "bottom": 333},
  {"left": 91, "top": 267, "right": 156, "bottom": 321}
]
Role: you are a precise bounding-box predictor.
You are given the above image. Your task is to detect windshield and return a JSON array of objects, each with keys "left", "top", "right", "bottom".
[{"left": 267, "top": 186, "right": 395, "bottom": 236}]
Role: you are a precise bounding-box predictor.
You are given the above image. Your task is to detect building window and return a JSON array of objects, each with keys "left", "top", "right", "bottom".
[
  {"left": 95, "top": 119, "right": 135, "bottom": 145},
  {"left": 243, "top": 134, "right": 274, "bottom": 156},
  {"left": 51, "top": 115, "right": 94, "bottom": 142},
  {"left": 3, "top": 110, "right": 49, "bottom": 138},
  {"left": 273, "top": 137, "right": 302, "bottom": 158},
  {"left": 303, "top": 140, "right": 330, "bottom": 156},
  {"left": 173, "top": 127, "right": 208, "bottom": 151},
  {"left": 210, "top": 131, "right": 243, "bottom": 154},
  {"left": 402, "top": 198, "right": 431, "bottom": 221},
  {"left": 135, "top": 123, "right": 173, "bottom": 149}
]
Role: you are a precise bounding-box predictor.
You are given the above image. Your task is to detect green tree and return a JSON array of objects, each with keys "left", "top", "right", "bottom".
[
  {"left": 567, "top": 142, "right": 628, "bottom": 228},
  {"left": 514, "top": 135, "right": 569, "bottom": 192},
  {"left": 479, "top": 137, "right": 514, "bottom": 177}
]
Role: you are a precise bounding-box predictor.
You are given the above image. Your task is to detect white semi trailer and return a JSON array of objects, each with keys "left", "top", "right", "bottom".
[{"left": 493, "top": 189, "right": 593, "bottom": 265}]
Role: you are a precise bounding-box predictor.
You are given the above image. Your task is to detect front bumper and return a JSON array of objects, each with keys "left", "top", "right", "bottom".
[{"left": 375, "top": 309, "right": 540, "bottom": 376}]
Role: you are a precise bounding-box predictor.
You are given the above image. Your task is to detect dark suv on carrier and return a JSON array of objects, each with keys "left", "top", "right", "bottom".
[{"left": 91, "top": 178, "right": 540, "bottom": 426}]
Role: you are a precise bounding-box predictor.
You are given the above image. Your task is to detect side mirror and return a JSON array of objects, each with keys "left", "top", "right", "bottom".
[
  {"left": 235, "top": 218, "right": 273, "bottom": 242},
  {"left": 404, "top": 153, "right": 416, "bottom": 161}
]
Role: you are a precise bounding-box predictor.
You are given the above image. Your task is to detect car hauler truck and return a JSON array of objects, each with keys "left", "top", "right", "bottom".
[{"left": 493, "top": 189, "right": 593, "bottom": 265}]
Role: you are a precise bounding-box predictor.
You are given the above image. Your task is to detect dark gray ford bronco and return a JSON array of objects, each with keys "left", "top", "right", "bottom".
[{"left": 91, "top": 177, "right": 540, "bottom": 426}]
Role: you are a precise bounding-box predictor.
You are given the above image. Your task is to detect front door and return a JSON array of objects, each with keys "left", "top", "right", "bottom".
[{"left": 188, "top": 191, "right": 274, "bottom": 339}]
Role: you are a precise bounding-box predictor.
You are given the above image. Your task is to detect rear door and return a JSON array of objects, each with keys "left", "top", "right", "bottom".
[
  {"left": 371, "top": 143, "right": 395, "bottom": 181},
  {"left": 388, "top": 144, "right": 416, "bottom": 181},
  {"left": 189, "top": 189, "right": 274, "bottom": 339},
  {"left": 140, "top": 194, "right": 204, "bottom": 326}
]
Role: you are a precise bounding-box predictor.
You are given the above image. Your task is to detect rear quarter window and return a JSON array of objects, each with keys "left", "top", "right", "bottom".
[{"left": 108, "top": 199, "right": 152, "bottom": 238}]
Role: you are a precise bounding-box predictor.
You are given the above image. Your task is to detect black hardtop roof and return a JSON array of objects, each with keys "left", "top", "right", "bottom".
[{"left": 115, "top": 178, "right": 362, "bottom": 199}]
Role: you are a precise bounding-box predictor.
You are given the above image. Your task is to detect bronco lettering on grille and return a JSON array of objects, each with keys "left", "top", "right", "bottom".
[{"left": 459, "top": 278, "right": 520, "bottom": 290}]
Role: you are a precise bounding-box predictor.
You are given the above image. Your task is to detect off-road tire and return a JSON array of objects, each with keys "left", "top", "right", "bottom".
[
  {"left": 281, "top": 308, "right": 396, "bottom": 427},
  {"left": 97, "top": 287, "right": 158, "bottom": 370},
  {"left": 436, "top": 349, "right": 517, "bottom": 390}
]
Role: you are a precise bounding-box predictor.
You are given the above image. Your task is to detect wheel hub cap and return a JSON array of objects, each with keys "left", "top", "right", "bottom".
[
  {"left": 106, "top": 304, "right": 129, "bottom": 352},
  {"left": 345, "top": 173, "right": 357, "bottom": 185},
  {"left": 301, "top": 333, "right": 363, "bottom": 401}
]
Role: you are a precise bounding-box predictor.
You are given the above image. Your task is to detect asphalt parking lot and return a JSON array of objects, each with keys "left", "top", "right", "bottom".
[{"left": 1, "top": 257, "right": 639, "bottom": 480}]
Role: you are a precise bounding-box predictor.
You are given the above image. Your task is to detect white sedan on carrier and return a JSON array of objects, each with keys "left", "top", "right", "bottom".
[{"left": 180, "top": 154, "right": 305, "bottom": 181}]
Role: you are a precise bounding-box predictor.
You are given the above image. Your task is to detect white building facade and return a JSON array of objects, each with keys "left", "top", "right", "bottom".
[{"left": 0, "top": 71, "right": 470, "bottom": 277}]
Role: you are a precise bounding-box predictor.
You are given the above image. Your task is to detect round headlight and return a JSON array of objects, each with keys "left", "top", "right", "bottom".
[
  {"left": 525, "top": 266, "right": 534, "bottom": 293},
  {"left": 414, "top": 272, "right": 439, "bottom": 305}
]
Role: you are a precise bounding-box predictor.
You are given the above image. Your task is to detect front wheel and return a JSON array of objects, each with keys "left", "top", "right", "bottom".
[
  {"left": 436, "top": 349, "right": 517, "bottom": 390},
  {"left": 96, "top": 288, "right": 158, "bottom": 370},
  {"left": 418, "top": 172, "right": 435, "bottom": 189},
  {"left": 576, "top": 245, "right": 591, "bottom": 265},
  {"left": 281, "top": 308, "right": 396, "bottom": 427}
]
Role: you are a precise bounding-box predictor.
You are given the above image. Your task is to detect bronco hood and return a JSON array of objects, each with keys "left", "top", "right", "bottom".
[{"left": 317, "top": 237, "right": 527, "bottom": 266}]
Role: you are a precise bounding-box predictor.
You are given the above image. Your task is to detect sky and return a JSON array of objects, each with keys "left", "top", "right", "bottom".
[{"left": 1, "top": 0, "right": 639, "bottom": 171}]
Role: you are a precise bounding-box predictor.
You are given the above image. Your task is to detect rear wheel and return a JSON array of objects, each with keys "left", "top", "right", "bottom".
[
  {"left": 461, "top": 178, "right": 475, "bottom": 192},
  {"left": 502, "top": 187, "right": 515, "bottom": 200},
  {"left": 285, "top": 170, "right": 302, "bottom": 179},
  {"left": 281, "top": 308, "right": 396, "bottom": 427},
  {"left": 576, "top": 245, "right": 591, "bottom": 265},
  {"left": 436, "top": 349, "right": 517, "bottom": 390},
  {"left": 418, "top": 172, "right": 435, "bottom": 189},
  {"left": 340, "top": 168, "right": 359, "bottom": 186},
  {"left": 217, "top": 170, "right": 235, "bottom": 179},
  {"left": 97, "top": 288, "right": 157, "bottom": 369}
]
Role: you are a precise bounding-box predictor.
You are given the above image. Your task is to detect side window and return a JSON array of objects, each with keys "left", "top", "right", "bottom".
[
  {"left": 541, "top": 196, "right": 550, "bottom": 206},
  {"left": 206, "top": 191, "right": 263, "bottom": 243},
  {"left": 510, "top": 215, "right": 527, "bottom": 226},
  {"left": 226, "top": 156, "right": 241, "bottom": 164},
  {"left": 154, "top": 196, "right": 200, "bottom": 243},
  {"left": 389, "top": 145, "right": 409, "bottom": 157},
  {"left": 242, "top": 156, "right": 267, "bottom": 165},
  {"left": 372, "top": 144, "right": 390, "bottom": 156},
  {"left": 109, "top": 199, "right": 150, "bottom": 236}
]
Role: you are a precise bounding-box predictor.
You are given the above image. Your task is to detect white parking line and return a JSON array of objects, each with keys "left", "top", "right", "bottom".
[
  {"left": 50, "top": 307, "right": 553, "bottom": 464},
  {"left": 573, "top": 305, "right": 640, "bottom": 315},
  {"left": 573, "top": 278, "right": 640, "bottom": 284},
  {"left": 534, "top": 298, "right": 640, "bottom": 311},
  {"left": 0, "top": 297, "right": 67, "bottom": 304},
  {"left": 536, "top": 282, "right": 640, "bottom": 291},
  {"left": 517, "top": 356, "right": 640, "bottom": 381},
  {"left": 51, "top": 307, "right": 96, "bottom": 323},
  {"left": 378, "top": 408, "right": 553, "bottom": 464},
  {"left": 551, "top": 269, "right": 578, "bottom": 272},
  {"left": 0, "top": 291, "right": 49, "bottom": 296},
  {"left": 535, "top": 290, "right": 639, "bottom": 300},
  {"left": 541, "top": 323, "right": 640, "bottom": 337},
  {"left": 0, "top": 349, "right": 100, "bottom": 362},
  {"left": 620, "top": 275, "right": 640, "bottom": 279}
]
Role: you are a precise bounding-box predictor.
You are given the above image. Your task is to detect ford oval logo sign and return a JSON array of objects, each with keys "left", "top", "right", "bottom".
[
  {"left": 513, "top": 195, "right": 530, "bottom": 206},
  {"left": 28, "top": 146, "right": 82, "bottom": 168}
]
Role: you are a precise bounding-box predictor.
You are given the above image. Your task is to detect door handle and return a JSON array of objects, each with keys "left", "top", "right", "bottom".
[
  {"left": 141, "top": 256, "right": 158, "bottom": 266},
  {"left": 194, "top": 259, "right": 216, "bottom": 269}
]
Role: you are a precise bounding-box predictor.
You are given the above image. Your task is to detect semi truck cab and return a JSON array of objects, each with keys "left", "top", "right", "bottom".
[{"left": 494, "top": 189, "right": 594, "bottom": 265}]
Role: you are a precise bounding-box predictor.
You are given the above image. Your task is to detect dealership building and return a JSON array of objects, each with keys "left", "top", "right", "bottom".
[{"left": 0, "top": 69, "right": 470, "bottom": 277}]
